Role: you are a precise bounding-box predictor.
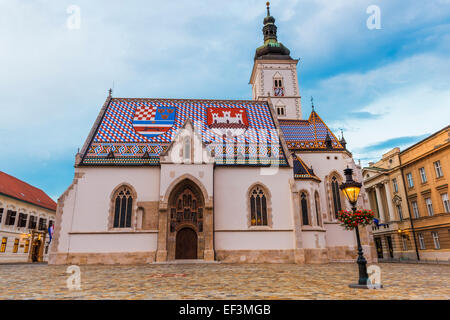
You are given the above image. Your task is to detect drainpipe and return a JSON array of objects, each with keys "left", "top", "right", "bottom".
[{"left": 399, "top": 166, "right": 420, "bottom": 261}]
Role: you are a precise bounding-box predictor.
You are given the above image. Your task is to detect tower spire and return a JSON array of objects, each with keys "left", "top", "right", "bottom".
[{"left": 254, "top": 2, "right": 292, "bottom": 60}]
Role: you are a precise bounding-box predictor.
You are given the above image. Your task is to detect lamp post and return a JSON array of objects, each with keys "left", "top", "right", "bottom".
[{"left": 340, "top": 167, "right": 370, "bottom": 288}]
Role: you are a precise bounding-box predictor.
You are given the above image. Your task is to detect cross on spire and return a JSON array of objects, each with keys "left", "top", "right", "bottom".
[{"left": 311, "top": 96, "right": 315, "bottom": 111}]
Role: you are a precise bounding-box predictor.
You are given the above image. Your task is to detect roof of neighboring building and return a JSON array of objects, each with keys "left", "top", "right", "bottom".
[
  {"left": 400, "top": 125, "right": 450, "bottom": 154},
  {"left": 279, "top": 111, "right": 344, "bottom": 151},
  {"left": 293, "top": 155, "right": 321, "bottom": 181},
  {"left": 80, "top": 97, "right": 289, "bottom": 166},
  {"left": 362, "top": 166, "right": 389, "bottom": 172},
  {"left": 0, "top": 171, "right": 57, "bottom": 211}
]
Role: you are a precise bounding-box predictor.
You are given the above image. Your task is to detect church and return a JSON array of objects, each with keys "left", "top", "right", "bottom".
[{"left": 49, "top": 4, "right": 376, "bottom": 265}]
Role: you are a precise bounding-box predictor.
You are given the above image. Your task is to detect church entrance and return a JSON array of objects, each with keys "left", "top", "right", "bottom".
[
  {"left": 175, "top": 228, "right": 198, "bottom": 259},
  {"left": 167, "top": 178, "right": 205, "bottom": 260}
]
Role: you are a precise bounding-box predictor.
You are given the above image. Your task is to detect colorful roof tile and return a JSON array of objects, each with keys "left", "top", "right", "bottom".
[
  {"left": 279, "top": 111, "right": 344, "bottom": 151},
  {"left": 293, "top": 155, "right": 321, "bottom": 181},
  {"left": 80, "top": 98, "right": 289, "bottom": 166},
  {"left": 0, "top": 171, "right": 57, "bottom": 211}
]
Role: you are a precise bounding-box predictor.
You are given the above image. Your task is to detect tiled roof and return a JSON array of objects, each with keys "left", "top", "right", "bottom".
[
  {"left": 293, "top": 155, "right": 321, "bottom": 181},
  {"left": 0, "top": 172, "right": 57, "bottom": 211},
  {"left": 279, "top": 111, "right": 344, "bottom": 151},
  {"left": 81, "top": 98, "right": 289, "bottom": 166}
]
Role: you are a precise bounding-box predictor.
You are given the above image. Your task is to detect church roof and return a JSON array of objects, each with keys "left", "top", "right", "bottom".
[
  {"left": 293, "top": 156, "right": 321, "bottom": 181},
  {"left": 278, "top": 111, "right": 344, "bottom": 151},
  {"left": 80, "top": 97, "right": 289, "bottom": 166},
  {"left": 0, "top": 171, "right": 57, "bottom": 211}
]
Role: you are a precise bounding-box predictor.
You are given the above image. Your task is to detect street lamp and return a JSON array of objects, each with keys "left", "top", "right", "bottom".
[{"left": 340, "top": 167, "right": 369, "bottom": 288}]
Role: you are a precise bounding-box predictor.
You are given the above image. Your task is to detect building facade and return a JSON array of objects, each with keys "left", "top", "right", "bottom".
[
  {"left": 49, "top": 4, "right": 377, "bottom": 265},
  {"left": 363, "top": 126, "right": 450, "bottom": 262},
  {"left": 0, "top": 171, "right": 56, "bottom": 263}
]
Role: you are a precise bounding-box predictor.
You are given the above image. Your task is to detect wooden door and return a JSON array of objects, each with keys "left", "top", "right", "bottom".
[{"left": 175, "top": 228, "right": 197, "bottom": 259}]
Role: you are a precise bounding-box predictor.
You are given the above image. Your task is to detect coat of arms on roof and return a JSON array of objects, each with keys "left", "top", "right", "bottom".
[
  {"left": 132, "top": 105, "right": 177, "bottom": 138},
  {"left": 206, "top": 107, "right": 249, "bottom": 137}
]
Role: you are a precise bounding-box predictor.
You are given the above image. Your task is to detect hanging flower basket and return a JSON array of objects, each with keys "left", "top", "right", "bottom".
[{"left": 337, "top": 209, "right": 375, "bottom": 230}]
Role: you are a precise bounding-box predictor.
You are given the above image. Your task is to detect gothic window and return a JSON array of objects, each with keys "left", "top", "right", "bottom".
[
  {"left": 331, "top": 176, "right": 342, "bottom": 219},
  {"left": 113, "top": 186, "right": 134, "bottom": 228},
  {"left": 314, "top": 192, "right": 321, "bottom": 227},
  {"left": 250, "top": 186, "right": 268, "bottom": 226},
  {"left": 301, "top": 192, "right": 310, "bottom": 225}
]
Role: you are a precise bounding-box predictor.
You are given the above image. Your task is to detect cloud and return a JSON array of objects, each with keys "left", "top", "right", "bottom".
[
  {"left": 305, "top": 53, "right": 450, "bottom": 165},
  {"left": 348, "top": 112, "right": 384, "bottom": 120},
  {"left": 357, "top": 134, "right": 429, "bottom": 153}
]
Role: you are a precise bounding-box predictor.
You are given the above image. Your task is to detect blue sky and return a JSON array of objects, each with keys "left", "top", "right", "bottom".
[{"left": 1, "top": 0, "right": 449, "bottom": 199}]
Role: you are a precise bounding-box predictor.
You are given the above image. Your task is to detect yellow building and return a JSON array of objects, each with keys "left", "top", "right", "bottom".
[{"left": 363, "top": 125, "right": 449, "bottom": 262}]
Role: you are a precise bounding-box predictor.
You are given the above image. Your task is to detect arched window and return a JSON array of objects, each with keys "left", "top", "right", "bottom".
[
  {"left": 113, "top": 186, "right": 133, "bottom": 228},
  {"left": 301, "top": 192, "right": 309, "bottom": 225},
  {"left": 250, "top": 186, "right": 268, "bottom": 226},
  {"left": 314, "top": 192, "right": 321, "bottom": 227},
  {"left": 331, "top": 176, "right": 342, "bottom": 219}
]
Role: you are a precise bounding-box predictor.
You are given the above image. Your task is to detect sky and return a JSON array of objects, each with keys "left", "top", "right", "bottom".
[{"left": 1, "top": 0, "right": 449, "bottom": 200}]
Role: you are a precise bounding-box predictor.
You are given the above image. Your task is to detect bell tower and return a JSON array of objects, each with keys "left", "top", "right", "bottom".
[{"left": 249, "top": 2, "right": 302, "bottom": 119}]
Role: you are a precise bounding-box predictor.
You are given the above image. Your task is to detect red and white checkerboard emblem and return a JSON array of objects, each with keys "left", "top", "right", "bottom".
[{"left": 132, "top": 105, "right": 177, "bottom": 138}]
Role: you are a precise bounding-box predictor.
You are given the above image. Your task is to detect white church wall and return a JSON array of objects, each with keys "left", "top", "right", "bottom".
[
  {"left": 301, "top": 231, "right": 327, "bottom": 249},
  {"left": 53, "top": 167, "right": 160, "bottom": 258},
  {"left": 297, "top": 151, "right": 362, "bottom": 249},
  {"left": 215, "top": 231, "right": 293, "bottom": 250},
  {"left": 213, "top": 167, "right": 294, "bottom": 251},
  {"left": 67, "top": 233, "right": 157, "bottom": 253},
  {"left": 71, "top": 167, "right": 160, "bottom": 232}
]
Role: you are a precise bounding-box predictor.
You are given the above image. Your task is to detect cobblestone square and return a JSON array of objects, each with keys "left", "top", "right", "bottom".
[{"left": 0, "top": 263, "right": 449, "bottom": 300}]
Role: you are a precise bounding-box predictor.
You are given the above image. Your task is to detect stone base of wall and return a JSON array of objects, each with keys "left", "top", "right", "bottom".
[
  {"left": 48, "top": 252, "right": 156, "bottom": 265},
  {"left": 49, "top": 247, "right": 368, "bottom": 265},
  {"left": 304, "top": 248, "right": 329, "bottom": 264},
  {"left": 327, "top": 246, "right": 357, "bottom": 262},
  {"left": 216, "top": 250, "right": 295, "bottom": 263}
]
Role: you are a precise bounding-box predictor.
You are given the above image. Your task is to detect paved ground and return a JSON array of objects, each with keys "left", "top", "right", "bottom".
[{"left": 0, "top": 262, "right": 449, "bottom": 299}]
